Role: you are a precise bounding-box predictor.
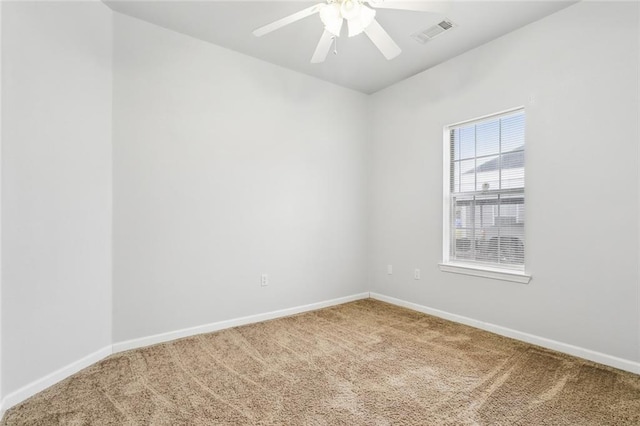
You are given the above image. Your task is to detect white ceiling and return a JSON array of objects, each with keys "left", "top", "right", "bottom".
[{"left": 104, "top": 1, "right": 575, "bottom": 94}]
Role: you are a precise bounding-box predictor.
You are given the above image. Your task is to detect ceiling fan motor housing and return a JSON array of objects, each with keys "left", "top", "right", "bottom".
[{"left": 321, "top": 0, "right": 377, "bottom": 37}]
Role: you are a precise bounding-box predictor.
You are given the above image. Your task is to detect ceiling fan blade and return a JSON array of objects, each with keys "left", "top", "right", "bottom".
[
  {"left": 311, "top": 30, "right": 335, "bottom": 63},
  {"left": 253, "top": 3, "right": 325, "bottom": 37},
  {"left": 367, "top": 0, "right": 450, "bottom": 15},
  {"left": 363, "top": 19, "right": 401, "bottom": 60}
]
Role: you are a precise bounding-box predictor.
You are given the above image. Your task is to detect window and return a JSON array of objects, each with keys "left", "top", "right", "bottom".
[{"left": 440, "top": 108, "right": 530, "bottom": 283}]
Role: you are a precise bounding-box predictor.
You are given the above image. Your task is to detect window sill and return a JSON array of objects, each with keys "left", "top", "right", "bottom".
[{"left": 438, "top": 262, "right": 531, "bottom": 284}]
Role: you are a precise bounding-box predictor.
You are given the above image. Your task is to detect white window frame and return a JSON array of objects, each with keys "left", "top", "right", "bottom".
[{"left": 439, "top": 107, "right": 531, "bottom": 284}]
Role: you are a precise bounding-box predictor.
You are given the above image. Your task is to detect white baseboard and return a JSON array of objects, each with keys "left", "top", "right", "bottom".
[
  {"left": 370, "top": 292, "right": 640, "bottom": 375},
  {"left": 0, "top": 345, "right": 112, "bottom": 416},
  {"left": 112, "top": 292, "right": 371, "bottom": 353}
]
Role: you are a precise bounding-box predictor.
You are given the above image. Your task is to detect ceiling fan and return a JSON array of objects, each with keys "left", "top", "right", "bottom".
[{"left": 253, "top": 0, "right": 449, "bottom": 63}]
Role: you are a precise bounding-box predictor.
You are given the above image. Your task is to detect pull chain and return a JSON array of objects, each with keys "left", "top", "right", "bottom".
[{"left": 332, "top": 36, "right": 338, "bottom": 56}]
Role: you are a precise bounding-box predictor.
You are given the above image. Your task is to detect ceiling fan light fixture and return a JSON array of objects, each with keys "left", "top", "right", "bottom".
[
  {"left": 340, "top": 0, "right": 361, "bottom": 20},
  {"left": 348, "top": 19, "right": 367, "bottom": 37},
  {"left": 320, "top": 3, "right": 343, "bottom": 36},
  {"left": 346, "top": 4, "right": 375, "bottom": 37}
]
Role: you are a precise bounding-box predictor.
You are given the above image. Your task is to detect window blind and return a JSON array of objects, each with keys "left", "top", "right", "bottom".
[{"left": 448, "top": 109, "right": 525, "bottom": 269}]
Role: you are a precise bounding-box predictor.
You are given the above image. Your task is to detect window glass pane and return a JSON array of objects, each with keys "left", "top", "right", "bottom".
[
  {"left": 459, "top": 126, "right": 475, "bottom": 159},
  {"left": 474, "top": 193, "right": 499, "bottom": 263},
  {"left": 453, "top": 195, "right": 473, "bottom": 227},
  {"left": 516, "top": 203, "right": 525, "bottom": 223},
  {"left": 482, "top": 204, "right": 495, "bottom": 227},
  {"left": 501, "top": 113, "right": 525, "bottom": 153},
  {"left": 500, "top": 152, "right": 524, "bottom": 189},
  {"left": 500, "top": 193, "right": 525, "bottom": 223},
  {"left": 475, "top": 155, "right": 500, "bottom": 191},
  {"left": 453, "top": 196, "right": 474, "bottom": 261},
  {"left": 459, "top": 159, "right": 475, "bottom": 192},
  {"left": 454, "top": 227, "right": 474, "bottom": 260},
  {"left": 476, "top": 120, "right": 500, "bottom": 157},
  {"left": 496, "top": 193, "right": 525, "bottom": 265}
]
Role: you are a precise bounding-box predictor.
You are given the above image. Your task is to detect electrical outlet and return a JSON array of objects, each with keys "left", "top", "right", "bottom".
[
  {"left": 387, "top": 265, "right": 393, "bottom": 275},
  {"left": 414, "top": 269, "right": 420, "bottom": 280},
  {"left": 261, "top": 274, "right": 269, "bottom": 287}
]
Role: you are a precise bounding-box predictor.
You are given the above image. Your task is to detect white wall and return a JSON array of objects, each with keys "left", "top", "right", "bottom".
[
  {"left": 112, "top": 14, "right": 368, "bottom": 343},
  {"left": 1, "top": 1, "right": 112, "bottom": 396},
  {"left": 368, "top": 1, "right": 640, "bottom": 362}
]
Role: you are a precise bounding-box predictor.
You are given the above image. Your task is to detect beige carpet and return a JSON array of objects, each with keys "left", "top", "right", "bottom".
[{"left": 3, "top": 299, "right": 640, "bottom": 425}]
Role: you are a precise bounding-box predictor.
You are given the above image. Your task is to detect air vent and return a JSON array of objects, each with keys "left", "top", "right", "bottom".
[{"left": 411, "top": 19, "right": 456, "bottom": 44}]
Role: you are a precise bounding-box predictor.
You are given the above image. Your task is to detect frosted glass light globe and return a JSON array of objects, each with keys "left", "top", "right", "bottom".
[{"left": 320, "top": 3, "right": 343, "bottom": 36}]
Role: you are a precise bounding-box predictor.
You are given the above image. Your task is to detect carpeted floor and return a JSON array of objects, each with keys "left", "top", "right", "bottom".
[{"left": 3, "top": 299, "right": 640, "bottom": 425}]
